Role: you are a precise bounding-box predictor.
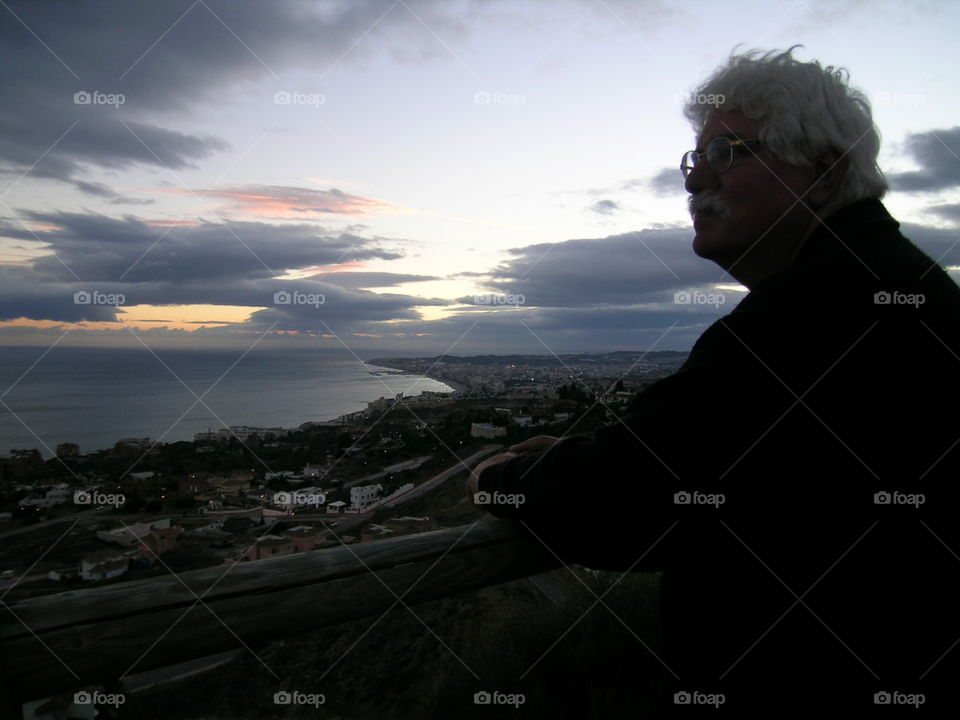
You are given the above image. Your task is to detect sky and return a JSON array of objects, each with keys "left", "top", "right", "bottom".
[{"left": 1, "top": 0, "right": 958, "bottom": 356}]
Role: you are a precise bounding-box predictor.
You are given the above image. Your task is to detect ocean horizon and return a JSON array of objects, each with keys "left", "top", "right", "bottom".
[{"left": 0, "top": 346, "right": 453, "bottom": 458}]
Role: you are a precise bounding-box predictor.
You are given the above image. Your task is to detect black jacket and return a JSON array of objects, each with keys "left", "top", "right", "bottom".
[{"left": 478, "top": 198, "right": 960, "bottom": 713}]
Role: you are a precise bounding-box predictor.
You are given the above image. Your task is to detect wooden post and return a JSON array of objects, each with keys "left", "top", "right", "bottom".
[{"left": 0, "top": 517, "right": 559, "bottom": 705}]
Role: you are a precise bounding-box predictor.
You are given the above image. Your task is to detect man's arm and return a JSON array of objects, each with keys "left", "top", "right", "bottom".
[
  {"left": 471, "top": 428, "right": 683, "bottom": 569},
  {"left": 466, "top": 435, "right": 559, "bottom": 497},
  {"left": 460, "top": 320, "right": 794, "bottom": 570}
]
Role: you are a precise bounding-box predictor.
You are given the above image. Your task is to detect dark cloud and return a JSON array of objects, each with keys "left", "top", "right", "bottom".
[
  {"left": 0, "top": 210, "right": 450, "bottom": 326},
  {"left": 343, "top": 305, "right": 717, "bottom": 353},
  {"left": 0, "top": 211, "right": 403, "bottom": 283},
  {"left": 0, "top": 0, "right": 464, "bottom": 186},
  {"left": 0, "top": 266, "right": 449, "bottom": 327},
  {"left": 888, "top": 127, "right": 960, "bottom": 192},
  {"left": 72, "top": 180, "right": 156, "bottom": 205},
  {"left": 0, "top": 111, "right": 229, "bottom": 186},
  {"left": 927, "top": 204, "right": 960, "bottom": 224},
  {"left": 900, "top": 222, "right": 960, "bottom": 267},
  {"left": 305, "top": 272, "right": 439, "bottom": 289},
  {"left": 649, "top": 166, "right": 684, "bottom": 196},
  {"left": 239, "top": 288, "right": 446, "bottom": 333},
  {"left": 590, "top": 199, "right": 620, "bottom": 215},
  {"left": 0, "top": 217, "right": 737, "bottom": 347},
  {"left": 419, "top": 227, "right": 735, "bottom": 353},
  {"left": 0, "top": 270, "right": 127, "bottom": 323},
  {"left": 479, "top": 228, "right": 721, "bottom": 308}
]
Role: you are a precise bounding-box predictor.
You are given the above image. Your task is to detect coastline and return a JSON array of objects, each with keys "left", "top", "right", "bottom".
[
  {"left": 363, "top": 361, "right": 464, "bottom": 397},
  {"left": 0, "top": 347, "right": 459, "bottom": 458}
]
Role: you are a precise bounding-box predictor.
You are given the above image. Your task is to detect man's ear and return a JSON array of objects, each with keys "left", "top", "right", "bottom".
[{"left": 807, "top": 150, "right": 848, "bottom": 211}]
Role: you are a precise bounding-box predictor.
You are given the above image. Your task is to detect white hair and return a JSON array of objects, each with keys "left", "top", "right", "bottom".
[{"left": 684, "top": 47, "right": 888, "bottom": 205}]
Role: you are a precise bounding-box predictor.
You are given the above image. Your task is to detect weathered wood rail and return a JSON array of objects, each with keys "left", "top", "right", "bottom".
[{"left": 0, "top": 517, "right": 560, "bottom": 713}]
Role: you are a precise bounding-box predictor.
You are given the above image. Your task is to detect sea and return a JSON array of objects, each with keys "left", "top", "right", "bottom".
[{"left": 0, "top": 346, "right": 453, "bottom": 458}]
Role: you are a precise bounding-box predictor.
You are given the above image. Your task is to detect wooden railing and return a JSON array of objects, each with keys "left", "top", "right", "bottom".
[{"left": 0, "top": 517, "right": 560, "bottom": 716}]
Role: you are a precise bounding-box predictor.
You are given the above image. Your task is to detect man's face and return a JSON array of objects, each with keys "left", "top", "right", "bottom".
[{"left": 685, "top": 110, "right": 817, "bottom": 276}]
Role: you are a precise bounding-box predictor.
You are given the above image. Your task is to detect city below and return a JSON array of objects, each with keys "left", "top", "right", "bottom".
[
  {"left": 0, "top": 351, "right": 687, "bottom": 716},
  {"left": 1, "top": 351, "right": 688, "bottom": 590}
]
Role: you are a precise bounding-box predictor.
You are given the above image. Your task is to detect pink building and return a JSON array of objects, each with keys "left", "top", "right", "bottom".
[
  {"left": 136, "top": 526, "right": 184, "bottom": 560},
  {"left": 244, "top": 535, "right": 295, "bottom": 561},
  {"left": 281, "top": 525, "right": 325, "bottom": 552}
]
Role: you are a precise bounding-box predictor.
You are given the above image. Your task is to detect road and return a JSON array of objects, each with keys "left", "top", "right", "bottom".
[
  {"left": 284, "top": 445, "right": 502, "bottom": 517},
  {"left": 374, "top": 444, "right": 503, "bottom": 509},
  {"left": 0, "top": 508, "right": 96, "bottom": 539},
  {"left": 341, "top": 454, "right": 433, "bottom": 489},
  {"left": 0, "top": 573, "right": 49, "bottom": 590}
]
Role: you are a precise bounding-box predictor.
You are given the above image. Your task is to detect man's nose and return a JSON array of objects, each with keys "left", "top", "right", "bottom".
[{"left": 684, "top": 161, "right": 718, "bottom": 195}]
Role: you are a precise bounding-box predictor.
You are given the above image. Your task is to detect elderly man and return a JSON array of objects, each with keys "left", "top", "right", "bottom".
[{"left": 468, "top": 49, "right": 960, "bottom": 714}]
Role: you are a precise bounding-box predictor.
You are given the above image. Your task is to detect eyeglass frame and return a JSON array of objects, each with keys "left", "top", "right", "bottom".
[{"left": 680, "top": 136, "right": 763, "bottom": 178}]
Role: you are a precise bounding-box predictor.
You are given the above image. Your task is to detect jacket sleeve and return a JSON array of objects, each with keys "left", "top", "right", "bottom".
[{"left": 474, "top": 324, "right": 762, "bottom": 570}]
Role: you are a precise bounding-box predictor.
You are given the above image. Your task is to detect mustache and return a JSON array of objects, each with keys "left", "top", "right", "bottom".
[{"left": 688, "top": 191, "right": 731, "bottom": 220}]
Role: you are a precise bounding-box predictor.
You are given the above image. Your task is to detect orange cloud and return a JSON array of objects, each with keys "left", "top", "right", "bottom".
[
  {"left": 0, "top": 304, "right": 256, "bottom": 333},
  {"left": 154, "top": 185, "right": 406, "bottom": 219},
  {"left": 302, "top": 261, "right": 366, "bottom": 274}
]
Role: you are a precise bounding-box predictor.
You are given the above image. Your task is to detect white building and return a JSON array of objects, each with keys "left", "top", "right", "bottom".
[
  {"left": 80, "top": 549, "right": 129, "bottom": 581},
  {"left": 350, "top": 484, "right": 383, "bottom": 511},
  {"left": 97, "top": 518, "right": 171, "bottom": 546},
  {"left": 17, "top": 483, "right": 71, "bottom": 509},
  {"left": 470, "top": 422, "right": 506, "bottom": 439},
  {"left": 194, "top": 426, "right": 290, "bottom": 443},
  {"left": 47, "top": 484, "right": 72, "bottom": 504}
]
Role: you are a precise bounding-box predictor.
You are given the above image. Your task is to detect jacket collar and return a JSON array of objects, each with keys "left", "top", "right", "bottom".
[{"left": 732, "top": 198, "right": 896, "bottom": 306}]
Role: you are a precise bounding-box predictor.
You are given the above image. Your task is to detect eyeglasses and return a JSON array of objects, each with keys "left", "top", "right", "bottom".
[{"left": 680, "top": 136, "right": 762, "bottom": 178}]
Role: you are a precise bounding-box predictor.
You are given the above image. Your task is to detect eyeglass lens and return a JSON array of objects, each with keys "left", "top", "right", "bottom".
[{"left": 706, "top": 137, "right": 732, "bottom": 173}]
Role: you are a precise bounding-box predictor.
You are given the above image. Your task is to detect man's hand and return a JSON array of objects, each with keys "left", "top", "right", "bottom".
[
  {"left": 465, "top": 436, "right": 560, "bottom": 499},
  {"left": 466, "top": 451, "right": 516, "bottom": 498}
]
